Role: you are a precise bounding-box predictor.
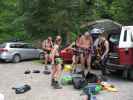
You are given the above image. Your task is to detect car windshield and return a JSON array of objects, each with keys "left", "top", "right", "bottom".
[
  {"left": 0, "top": 43, "right": 6, "bottom": 48},
  {"left": 109, "top": 34, "right": 120, "bottom": 44}
]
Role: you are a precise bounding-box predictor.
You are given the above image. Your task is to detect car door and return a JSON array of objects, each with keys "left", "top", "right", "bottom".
[
  {"left": 24, "top": 44, "right": 39, "bottom": 59},
  {"left": 119, "top": 26, "right": 133, "bottom": 65},
  {"left": 10, "top": 43, "right": 28, "bottom": 60}
]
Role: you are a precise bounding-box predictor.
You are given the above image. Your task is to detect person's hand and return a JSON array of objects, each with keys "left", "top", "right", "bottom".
[{"left": 101, "top": 56, "right": 104, "bottom": 60}]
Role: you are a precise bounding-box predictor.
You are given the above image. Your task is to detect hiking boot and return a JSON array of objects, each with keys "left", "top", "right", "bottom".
[
  {"left": 81, "top": 71, "right": 85, "bottom": 78},
  {"left": 45, "top": 66, "right": 48, "bottom": 70},
  {"left": 53, "top": 81, "right": 62, "bottom": 89},
  {"left": 51, "top": 79, "right": 56, "bottom": 86}
]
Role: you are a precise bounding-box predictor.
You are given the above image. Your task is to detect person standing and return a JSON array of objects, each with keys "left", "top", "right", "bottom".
[
  {"left": 79, "top": 32, "right": 93, "bottom": 77},
  {"left": 94, "top": 32, "right": 109, "bottom": 66},
  {"left": 42, "top": 36, "right": 53, "bottom": 69},
  {"left": 51, "top": 35, "right": 63, "bottom": 89},
  {"left": 64, "top": 34, "right": 82, "bottom": 73}
]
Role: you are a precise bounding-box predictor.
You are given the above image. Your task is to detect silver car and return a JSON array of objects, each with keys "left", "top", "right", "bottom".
[{"left": 0, "top": 42, "right": 44, "bottom": 63}]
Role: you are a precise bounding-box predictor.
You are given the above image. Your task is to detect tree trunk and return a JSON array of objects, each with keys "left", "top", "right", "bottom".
[{"left": 66, "top": 31, "right": 71, "bottom": 44}]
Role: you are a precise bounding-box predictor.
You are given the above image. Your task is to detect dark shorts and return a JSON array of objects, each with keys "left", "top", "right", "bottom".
[
  {"left": 73, "top": 47, "right": 82, "bottom": 56},
  {"left": 43, "top": 50, "right": 51, "bottom": 55},
  {"left": 82, "top": 48, "right": 91, "bottom": 57}
]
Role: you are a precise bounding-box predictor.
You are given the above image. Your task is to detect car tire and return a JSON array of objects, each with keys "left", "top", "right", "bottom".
[
  {"left": 12, "top": 54, "right": 21, "bottom": 63},
  {"left": 39, "top": 53, "right": 44, "bottom": 60},
  {"left": 128, "top": 68, "right": 133, "bottom": 81}
]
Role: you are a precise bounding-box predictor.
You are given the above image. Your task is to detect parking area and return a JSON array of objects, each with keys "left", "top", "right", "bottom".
[{"left": 0, "top": 61, "right": 133, "bottom": 100}]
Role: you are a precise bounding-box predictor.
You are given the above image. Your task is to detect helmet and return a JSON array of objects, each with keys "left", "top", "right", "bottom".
[
  {"left": 90, "top": 28, "right": 104, "bottom": 35},
  {"left": 90, "top": 28, "right": 104, "bottom": 40}
]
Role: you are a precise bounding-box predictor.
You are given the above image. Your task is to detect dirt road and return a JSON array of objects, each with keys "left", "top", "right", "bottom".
[{"left": 0, "top": 61, "right": 133, "bottom": 100}]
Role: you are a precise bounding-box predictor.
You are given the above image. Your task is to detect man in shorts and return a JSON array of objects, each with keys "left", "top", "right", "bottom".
[
  {"left": 42, "top": 36, "right": 53, "bottom": 69},
  {"left": 79, "top": 32, "right": 93, "bottom": 77},
  {"left": 51, "top": 35, "right": 63, "bottom": 89}
]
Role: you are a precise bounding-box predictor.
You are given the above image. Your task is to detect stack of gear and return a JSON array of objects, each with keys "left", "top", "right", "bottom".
[
  {"left": 83, "top": 84, "right": 102, "bottom": 95},
  {"left": 64, "top": 64, "right": 73, "bottom": 72},
  {"left": 61, "top": 73, "right": 73, "bottom": 85},
  {"left": 83, "top": 84, "right": 102, "bottom": 100}
]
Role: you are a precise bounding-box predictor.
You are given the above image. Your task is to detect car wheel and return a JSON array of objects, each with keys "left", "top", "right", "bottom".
[
  {"left": 39, "top": 53, "right": 44, "bottom": 60},
  {"left": 12, "top": 54, "right": 21, "bottom": 63},
  {"left": 128, "top": 68, "right": 133, "bottom": 81}
]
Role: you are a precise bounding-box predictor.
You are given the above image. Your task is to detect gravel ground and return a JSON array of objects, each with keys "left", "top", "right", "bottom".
[{"left": 0, "top": 61, "right": 133, "bottom": 100}]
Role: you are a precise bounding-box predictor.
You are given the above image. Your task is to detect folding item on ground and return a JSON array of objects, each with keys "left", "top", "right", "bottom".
[
  {"left": 12, "top": 84, "right": 31, "bottom": 94},
  {"left": 24, "top": 70, "right": 31, "bottom": 74},
  {"left": 32, "top": 70, "right": 40, "bottom": 73},
  {"left": 43, "top": 70, "right": 51, "bottom": 74}
]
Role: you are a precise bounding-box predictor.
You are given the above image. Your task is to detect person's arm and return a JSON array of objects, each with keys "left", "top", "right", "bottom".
[
  {"left": 90, "top": 36, "right": 94, "bottom": 53},
  {"left": 45, "top": 40, "right": 53, "bottom": 51},
  {"left": 51, "top": 41, "right": 54, "bottom": 48},
  {"left": 101, "top": 40, "right": 109, "bottom": 60},
  {"left": 93, "top": 39, "right": 99, "bottom": 48},
  {"left": 50, "top": 45, "right": 58, "bottom": 63},
  {"left": 64, "top": 42, "right": 75, "bottom": 50}
]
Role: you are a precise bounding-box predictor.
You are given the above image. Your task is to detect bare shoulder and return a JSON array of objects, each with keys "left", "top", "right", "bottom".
[{"left": 104, "top": 40, "right": 109, "bottom": 45}]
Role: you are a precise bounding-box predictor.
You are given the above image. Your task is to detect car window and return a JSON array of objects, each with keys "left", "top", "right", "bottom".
[
  {"left": 0, "top": 43, "right": 6, "bottom": 48},
  {"left": 109, "top": 34, "right": 120, "bottom": 44},
  {"left": 23, "top": 44, "right": 34, "bottom": 49},
  {"left": 10, "top": 44, "right": 24, "bottom": 48},
  {"left": 131, "top": 32, "right": 133, "bottom": 42},
  {"left": 123, "top": 30, "right": 127, "bottom": 42}
]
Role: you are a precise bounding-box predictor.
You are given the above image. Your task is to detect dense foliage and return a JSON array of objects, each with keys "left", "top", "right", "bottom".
[{"left": 0, "top": 0, "right": 133, "bottom": 43}]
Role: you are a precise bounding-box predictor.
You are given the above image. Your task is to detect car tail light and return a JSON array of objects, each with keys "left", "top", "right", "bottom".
[{"left": 0, "top": 48, "right": 8, "bottom": 52}]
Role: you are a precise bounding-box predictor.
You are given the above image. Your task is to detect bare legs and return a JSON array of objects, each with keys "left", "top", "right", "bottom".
[
  {"left": 51, "top": 63, "right": 62, "bottom": 89},
  {"left": 80, "top": 53, "right": 92, "bottom": 76},
  {"left": 72, "top": 55, "right": 79, "bottom": 72}
]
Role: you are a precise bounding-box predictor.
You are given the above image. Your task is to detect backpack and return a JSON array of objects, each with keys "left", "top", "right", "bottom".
[
  {"left": 85, "top": 72, "right": 98, "bottom": 83},
  {"left": 83, "top": 84, "right": 102, "bottom": 95},
  {"left": 72, "top": 74, "right": 87, "bottom": 89},
  {"left": 85, "top": 72, "right": 107, "bottom": 83}
]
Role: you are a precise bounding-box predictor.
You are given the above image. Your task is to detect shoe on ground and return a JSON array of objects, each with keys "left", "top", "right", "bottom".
[{"left": 53, "top": 81, "right": 62, "bottom": 89}]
